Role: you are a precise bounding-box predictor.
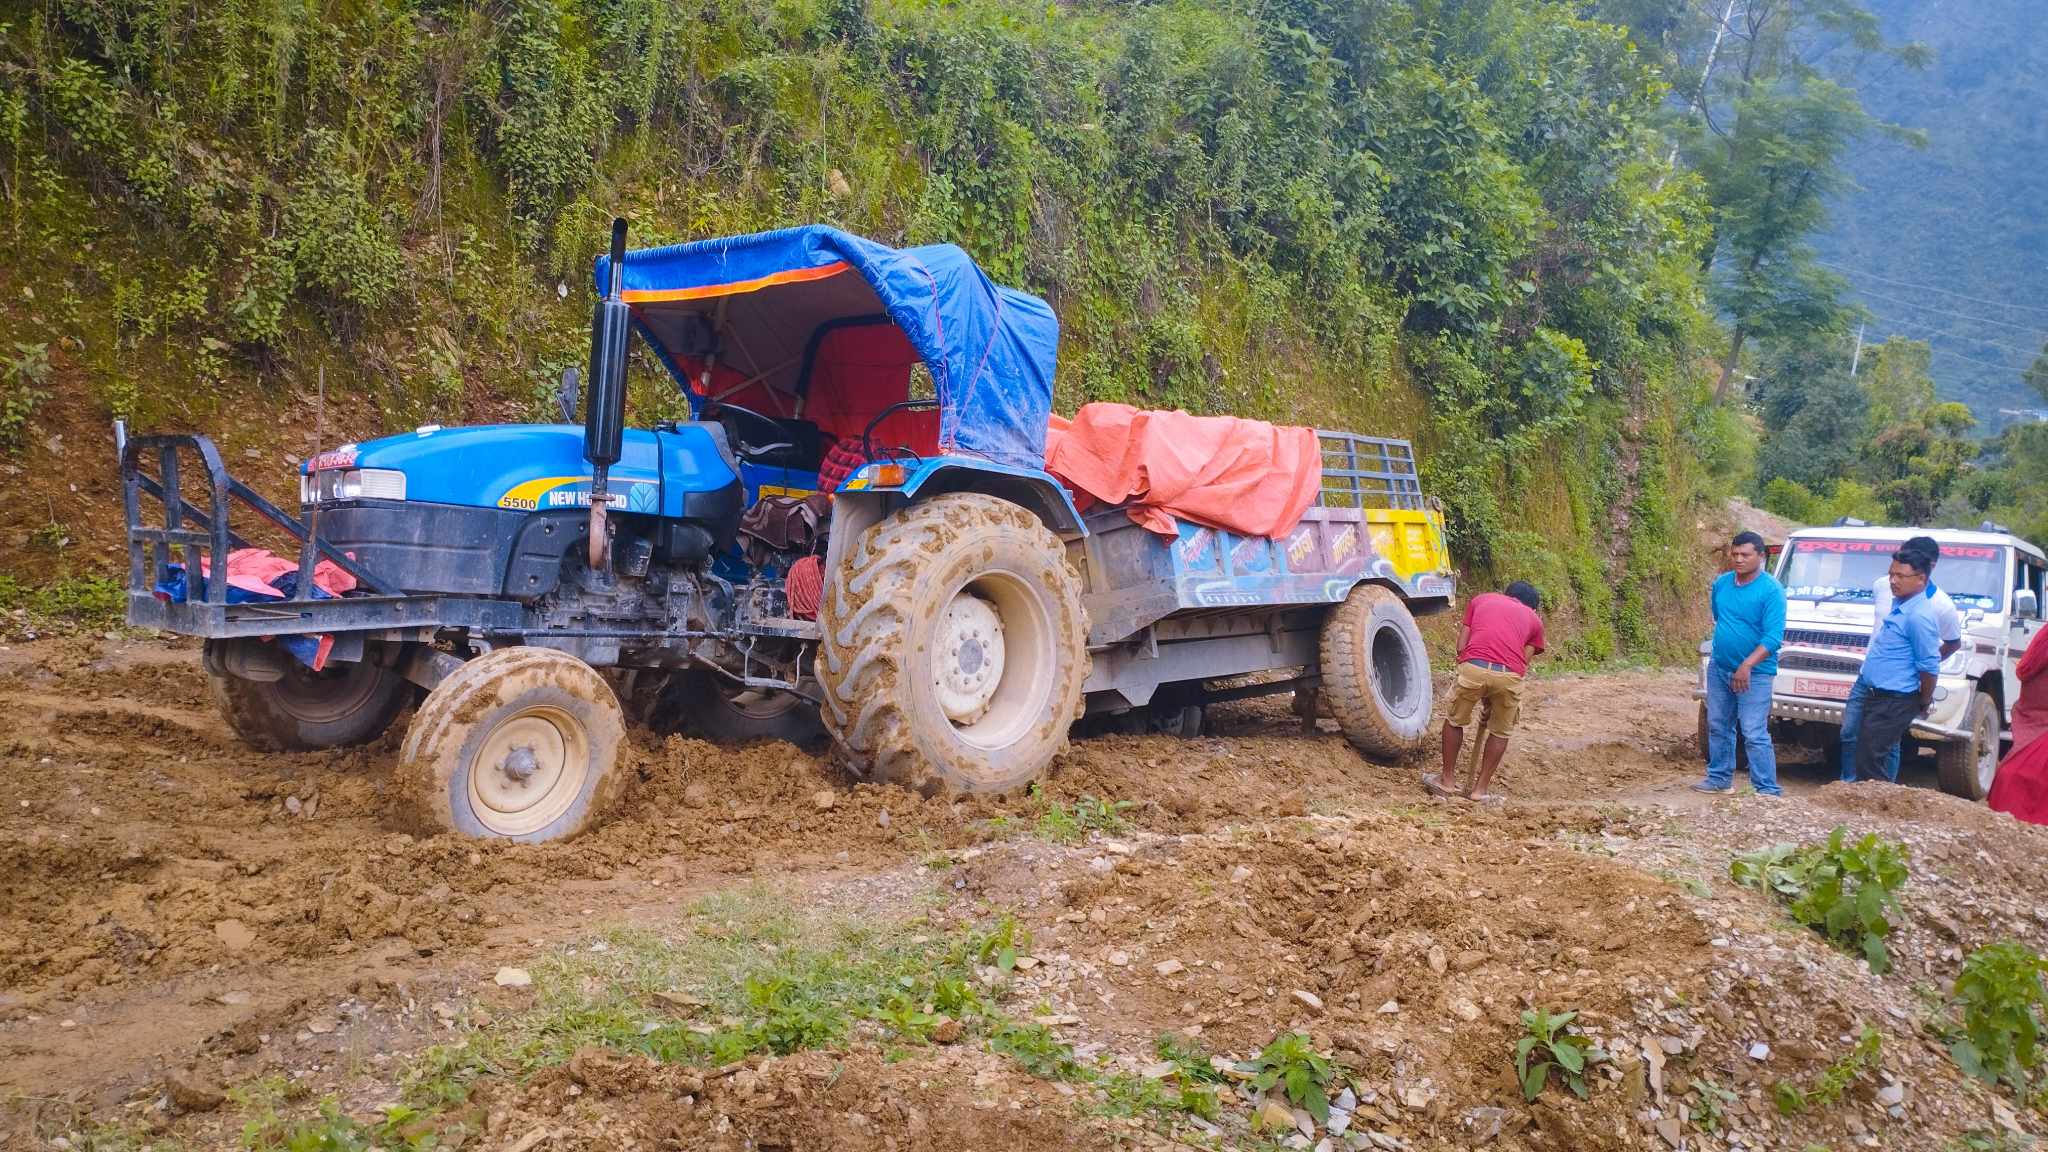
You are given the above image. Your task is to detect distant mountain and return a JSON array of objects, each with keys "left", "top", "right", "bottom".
[{"left": 1815, "top": 0, "right": 2048, "bottom": 425}]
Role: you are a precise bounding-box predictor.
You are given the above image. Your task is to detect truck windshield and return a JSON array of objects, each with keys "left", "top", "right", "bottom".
[{"left": 1779, "top": 539, "right": 2008, "bottom": 612}]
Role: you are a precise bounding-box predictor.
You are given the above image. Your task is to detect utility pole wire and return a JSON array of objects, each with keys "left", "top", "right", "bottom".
[
  {"left": 1847, "top": 286, "right": 2048, "bottom": 338},
  {"left": 1817, "top": 259, "right": 2048, "bottom": 319}
]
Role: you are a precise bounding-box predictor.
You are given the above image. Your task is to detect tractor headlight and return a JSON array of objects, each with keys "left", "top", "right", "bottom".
[{"left": 301, "top": 468, "right": 406, "bottom": 504}]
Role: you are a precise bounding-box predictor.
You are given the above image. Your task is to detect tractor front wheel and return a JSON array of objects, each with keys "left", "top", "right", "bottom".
[
  {"left": 396, "top": 647, "right": 628, "bottom": 842},
  {"left": 207, "top": 641, "right": 411, "bottom": 752},
  {"left": 817, "top": 493, "right": 1088, "bottom": 794}
]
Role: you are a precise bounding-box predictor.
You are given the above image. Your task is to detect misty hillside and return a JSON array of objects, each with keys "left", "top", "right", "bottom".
[{"left": 1816, "top": 0, "right": 2048, "bottom": 422}]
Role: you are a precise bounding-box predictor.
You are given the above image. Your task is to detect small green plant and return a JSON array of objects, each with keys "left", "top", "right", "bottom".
[
  {"left": 1949, "top": 940, "right": 2048, "bottom": 1095},
  {"left": 1773, "top": 1026, "right": 1883, "bottom": 1115},
  {"left": 0, "top": 341, "right": 51, "bottom": 451},
  {"left": 988, "top": 1018, "right": 1088, "bottom": 1081},
  {"left": 1732, "top": 827, "right": 1910, "bottom": 972},
  {"left": 968, "top": 913, "right": 1027, "bottom": 973},
  {"left": 1239, "top": 1030, "right": 1337, "bottom": 1124},
  {"left": 242, "top": 1098, "right": 447, "bottom": 1151},
  {"left": 1514, "top": 1008, "right": 1600, "bottom": 1101},
  {"left": 28, "top": 519, "right": 68, "bottom": 550},
  {"left": 1691, "top": 1077, "right": 1737, "bottom": 1134},
  {"left": 1031, "top": 785, "right": 1133, "bottom": 843},
  {"left": 1154, "top": 1033, "right": 1228, "bottom": 1084}
]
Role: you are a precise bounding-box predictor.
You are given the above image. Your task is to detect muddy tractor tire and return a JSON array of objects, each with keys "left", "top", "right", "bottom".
[
  {"left": 1935, "top": 690, "right": 2001, "bottom": 801},
  {"left": 206, "top": 641, "right": 411, "bottom": 752},
  {"left": 1320, "top": 583, "right": 1432, "bottom": 761},
  {"left": 817, "top": 492, "right": 1088, "bottom": 794},
  {"left": 662, "top": 671, "right": 824, "bottom": 745},
  {"left": 396, "top": 647, "right": 628, "bottom": 842}
]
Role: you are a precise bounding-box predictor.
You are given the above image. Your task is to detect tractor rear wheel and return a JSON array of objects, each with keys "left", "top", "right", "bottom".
[
  {"left": 1935, "top": 691, "right": 2000, "bottom": 801},
  {"left": 817, "top": 493, "right": 1088, "bottom": 794},
  {"left": 396, "top": 647, "right": 628, "bottom": 842},
  {"left": 661, "top": 671, "right": 824, "bottom": 745},
  {"left": 206, "top": 641, "right": 411, "bottom": 752},
  {"left": 1320, "top": 583, "right": 1432, "bottom": 760}
]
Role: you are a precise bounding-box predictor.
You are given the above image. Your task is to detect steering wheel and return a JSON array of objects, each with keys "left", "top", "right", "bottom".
[{"left": 706, "top": 402, "right": 793, "bottom": 460}]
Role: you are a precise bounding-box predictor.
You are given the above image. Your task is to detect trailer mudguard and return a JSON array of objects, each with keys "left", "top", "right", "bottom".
[{"left": 840, "top": 455, "right": 1085, "bottom": 539}]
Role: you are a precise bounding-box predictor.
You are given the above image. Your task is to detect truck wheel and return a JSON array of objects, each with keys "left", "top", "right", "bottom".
[
  {"left": 1320, "top": 584, "right": 1432, "bottom": 760},
  {"left": 663, "top": 672, "right": 824, "bottom": 745},
  {"left": 396, "top": 647, "right": 628, "bottom": 842},
  {"left": 207, "top": 646, "right": 411, "bottom": 752},
  {"left": 1935, "top": 691, "right": 2000, "bottom": 801},
  {"left": 817, "top": 493, "right": 1088, "bottom": 794}
]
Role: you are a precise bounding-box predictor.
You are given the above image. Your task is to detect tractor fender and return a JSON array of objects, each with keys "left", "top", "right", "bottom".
[
  {"left": 822, "top": 457, "right": 1084, "bottom": 591},
  {"left": 894, "top": 458, "right": 1085, "bottom": 539}
]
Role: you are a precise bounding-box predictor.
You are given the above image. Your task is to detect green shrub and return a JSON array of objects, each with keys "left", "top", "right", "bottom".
[
  {"left": 1732, "top": 827, "right": 1910, "bottom": 972},
  {"left": 1949, "top": 940, "right": 2048, "bottom": 1095}
]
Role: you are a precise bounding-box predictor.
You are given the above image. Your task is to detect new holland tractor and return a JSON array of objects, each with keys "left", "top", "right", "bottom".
[{"left": 121, "top": 222, "right": 1457, "bottom": 842}]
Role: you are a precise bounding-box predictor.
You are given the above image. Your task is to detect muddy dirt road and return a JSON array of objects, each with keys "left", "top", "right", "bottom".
[{"left": 5, "top": 637, "right": 2047, "bottom": 1151}]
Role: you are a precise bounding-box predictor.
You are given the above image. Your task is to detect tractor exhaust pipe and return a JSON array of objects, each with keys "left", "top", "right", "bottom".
[{"left": 585, "top": 218, "right": 630, "bottom": 574}]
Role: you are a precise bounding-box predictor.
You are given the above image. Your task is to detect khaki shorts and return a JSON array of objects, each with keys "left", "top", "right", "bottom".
[{"left": 1446, "top": 661, "right": 1526, "bottom": 737}]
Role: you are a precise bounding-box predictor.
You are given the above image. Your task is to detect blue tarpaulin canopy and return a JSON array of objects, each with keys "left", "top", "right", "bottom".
[{"left": 595, "top": 226, "right": 1058, "bottom": 469}]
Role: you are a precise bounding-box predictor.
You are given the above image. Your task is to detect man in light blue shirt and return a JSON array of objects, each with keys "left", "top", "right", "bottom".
[
  {"left": 1839, "top": 536, "right": 1962, "bottom": 782},
  {"left": 1853, "top": 546, "right": 1943, "bottom": 782},
  {"left": 1697, "top": 531, "right": 1786, "bottom": 795}
]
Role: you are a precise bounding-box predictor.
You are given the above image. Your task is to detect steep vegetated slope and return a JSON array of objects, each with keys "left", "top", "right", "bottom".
[{"left": 0, "top": 0, "right": 1736, "bottom": 658}]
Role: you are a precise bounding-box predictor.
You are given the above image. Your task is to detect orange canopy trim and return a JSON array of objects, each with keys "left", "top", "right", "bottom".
[{"left": 620, "top": 261, "right": 850, "bottom": 304}]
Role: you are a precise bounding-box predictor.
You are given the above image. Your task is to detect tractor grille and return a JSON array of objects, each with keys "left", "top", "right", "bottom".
[
  {"left": 1785, "top": 627, "right": 1866, "bottom": 652},
  {"left": 1778, "top": 652, "right": 1864, "bottom": 676}
]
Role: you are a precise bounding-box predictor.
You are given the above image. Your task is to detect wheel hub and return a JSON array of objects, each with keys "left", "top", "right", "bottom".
[
  {"left": 934, "top": 593, "right": 1006, "bottom": 724},
  {"left": 469, "top": 708, "right": 589, "bottom": 837}
]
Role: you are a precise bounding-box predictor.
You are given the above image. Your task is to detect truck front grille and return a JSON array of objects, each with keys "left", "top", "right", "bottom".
[
  {"left": 1779, "top": 652, "right": 1864, "bottom": 676},
  {"left": 1785, "top": 627, "right": 1866, "bottom": 652}
]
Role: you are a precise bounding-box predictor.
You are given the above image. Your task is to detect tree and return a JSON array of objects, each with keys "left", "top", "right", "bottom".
[
  {"left": 2026, "top": 341, "right": 2048, "bottom": 407},
  {"left": 1619, "top": 0, "right": 1927, "bottom": 401}
]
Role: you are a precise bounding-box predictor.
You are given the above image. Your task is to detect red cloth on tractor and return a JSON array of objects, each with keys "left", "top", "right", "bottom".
[
  {"left": 799, "top": 323, "right": 919, "bottom": 440},
  {"left": 785, "top": 555, "right": 824, "bottom": 620},
  {"left": 1989, "top": 627, "right": 2048, "bottom": 826},
  {"left": 1043, "top": 403, "right": 1322, "bottom": 538}
]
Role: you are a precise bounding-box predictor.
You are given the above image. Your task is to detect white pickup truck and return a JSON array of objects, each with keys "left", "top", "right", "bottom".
[{"left": 1696, "top": 525, "right": 2047, "bottom": 799}]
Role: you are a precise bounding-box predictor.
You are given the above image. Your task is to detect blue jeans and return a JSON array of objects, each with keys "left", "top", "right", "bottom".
[
  {"left": 1838, "top": 675, "right": 1902, "bottom": 782},
  {"left": 1705, "top": 665, "right": 1780, "bottom": 794}
]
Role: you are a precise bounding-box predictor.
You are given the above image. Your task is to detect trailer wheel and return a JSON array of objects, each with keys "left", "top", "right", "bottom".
[
  {"left": 1935, "top": 691, "right": 2000, "bottom": 801},
  {"left": 817, "top": 493, "right": 1088, "bottom": 794},
  {"left": 661, "top": 671, "right": 824, "bottom": 745},
  {"left": 207, "top": 644, "right": 411, "bottom": 752},
  {"left": 1320, "top": 584, "right": 1432, "bottom": 760},
  {"left": 396, "top": 647, "right": 627, "bottom": 842}
]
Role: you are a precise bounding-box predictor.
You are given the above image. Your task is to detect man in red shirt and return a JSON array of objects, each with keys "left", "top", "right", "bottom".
[{"left": 1429, "top": 581, "right": 1546, "bottom": 803}]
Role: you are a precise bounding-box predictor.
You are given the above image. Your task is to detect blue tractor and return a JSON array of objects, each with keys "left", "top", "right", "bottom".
[{"left": 123, "top": 222, "right": 1456, "bottom": 843}]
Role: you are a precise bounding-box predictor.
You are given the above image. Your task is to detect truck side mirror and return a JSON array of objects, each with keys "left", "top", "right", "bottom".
[
  {"left": 2016, "top": 588, "right": 2040, "bottom": 621},
  {"left": 557, "top": 367, "right": 580, "bottom": 424}
]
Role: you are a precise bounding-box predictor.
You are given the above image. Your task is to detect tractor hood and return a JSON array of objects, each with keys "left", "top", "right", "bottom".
[{"left": 306, "top": 424, "right": 737, "bottom": 516}]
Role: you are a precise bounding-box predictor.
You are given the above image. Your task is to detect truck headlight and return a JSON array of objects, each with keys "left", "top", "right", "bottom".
[{"left": 301, "top": 468, "right": 406, "bottom": 504}]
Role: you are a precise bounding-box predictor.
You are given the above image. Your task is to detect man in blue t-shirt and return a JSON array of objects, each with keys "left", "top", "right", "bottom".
[
  {"left": 1853, "top": 545, "right": 1944, "bottom": 782},
  {"left": 1697, "top": 531, "right": 1786, "bottom": 795}
]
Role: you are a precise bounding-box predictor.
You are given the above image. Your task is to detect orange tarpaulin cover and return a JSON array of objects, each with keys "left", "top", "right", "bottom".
[{"left": 1043, "top": 403, "right": 1321, "bottom": 538}]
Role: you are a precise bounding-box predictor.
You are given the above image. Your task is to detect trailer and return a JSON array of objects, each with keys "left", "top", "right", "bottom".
[{"left": 120, "top": 221, "right": 1455, "bottom": 841}]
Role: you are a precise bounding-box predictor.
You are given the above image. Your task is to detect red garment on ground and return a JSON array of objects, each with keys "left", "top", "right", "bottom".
[
  {"left": 1042, "top": 404, "right": 1321, "bottom": 538},
  {"left": 1988, "top": 627, "right": 2048, "bottom": 825},
  {"left": 1457, "top": 592, "right": 1546, "bottom": 677}
]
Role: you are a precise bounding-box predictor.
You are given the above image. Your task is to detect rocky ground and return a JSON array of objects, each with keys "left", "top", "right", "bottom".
[{"left": 2, "top": 635, "right": 2045, "bottom": 1151}]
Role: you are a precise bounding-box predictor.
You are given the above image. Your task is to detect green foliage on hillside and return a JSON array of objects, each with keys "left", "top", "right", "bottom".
[{"left": 0, "top": 0, "right": 1731, "bottom": 652}]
